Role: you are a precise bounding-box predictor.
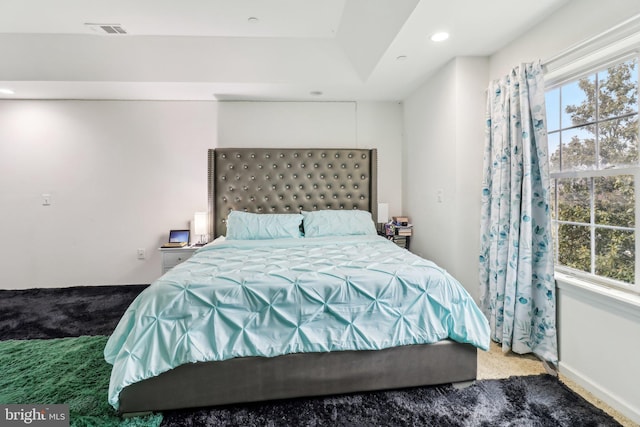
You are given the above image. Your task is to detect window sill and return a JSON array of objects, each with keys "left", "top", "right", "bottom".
[{"left": 555, "top": 272, "right": 640, "bottom": 322}]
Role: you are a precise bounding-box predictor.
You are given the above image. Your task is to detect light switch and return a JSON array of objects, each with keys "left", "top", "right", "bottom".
[{"left": 42, "top": 193, "right": 52, "bottom": 206}]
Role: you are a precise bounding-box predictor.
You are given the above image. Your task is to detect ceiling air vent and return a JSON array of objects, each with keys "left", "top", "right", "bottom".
[{"left": 85, "top": 23, "right": 127, "bottom": 35}]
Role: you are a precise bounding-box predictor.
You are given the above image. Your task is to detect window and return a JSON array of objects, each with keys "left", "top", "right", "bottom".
[{"left": 546, "top": 57, "right": 639, "bottom": 293}]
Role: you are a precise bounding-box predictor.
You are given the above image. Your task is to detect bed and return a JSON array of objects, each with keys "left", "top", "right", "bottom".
[{"left": 106, "top": 148, "right": 490, "bottom": 415}]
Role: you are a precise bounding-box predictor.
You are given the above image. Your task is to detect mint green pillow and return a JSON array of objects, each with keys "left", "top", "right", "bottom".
[
  {"left": 226, "top": 211, "right": 303, "bottom": 240},
  {"left": 302, "top": 210, "right": 377, "bottom": 237}
]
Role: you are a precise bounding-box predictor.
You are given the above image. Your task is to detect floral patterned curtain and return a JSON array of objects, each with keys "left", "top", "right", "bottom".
[{"left": 479, "top": 62, "right": 558, "bottom": 363}]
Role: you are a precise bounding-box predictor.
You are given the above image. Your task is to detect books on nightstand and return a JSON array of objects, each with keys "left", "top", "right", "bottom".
[
  {"left": 392, "top": 236, "right": 409, "bottom": 248},
  {"left": 395, "top": 227, "right": 413, "bottom": 236}
]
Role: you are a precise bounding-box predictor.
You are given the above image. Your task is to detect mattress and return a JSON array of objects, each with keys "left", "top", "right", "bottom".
[{"left": 105, "top": 235, "right": 490, "bottom": 410}]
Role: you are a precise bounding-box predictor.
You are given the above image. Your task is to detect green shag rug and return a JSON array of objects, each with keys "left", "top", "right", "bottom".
[{"left": 0, "top": 335, "right": 162, "bottom": 427}]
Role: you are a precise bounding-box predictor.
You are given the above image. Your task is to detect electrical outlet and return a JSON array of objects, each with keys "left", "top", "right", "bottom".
[{"left": 137, "top": 248, "right": 146, "bottom": 260}]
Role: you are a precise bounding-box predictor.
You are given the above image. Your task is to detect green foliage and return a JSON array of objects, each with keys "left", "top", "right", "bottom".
[
  {"left": 595, "top": 228, "right": 635, "bottom": 283},
  {"left": 550, "top": 60, "right": 638, "bottom": 284},
  {"left": 558, "top": 224, "right": 590, "bottom": 272}
]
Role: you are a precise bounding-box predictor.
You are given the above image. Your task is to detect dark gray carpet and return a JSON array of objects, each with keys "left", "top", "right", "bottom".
[
  {"left": 160, "top": 374, "right": 621, "bottom": 427},
  {"left": 0, "top": 285, "right": 623, "bottom": 426},
  {"left": 0, "top": 284, "right": 147, "bottom": 340}
]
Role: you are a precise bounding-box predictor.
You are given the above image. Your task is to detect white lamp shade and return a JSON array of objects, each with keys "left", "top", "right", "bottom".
[
  {"left": 194, "top": 212, "right": 208, "bottom": 236},
  {"left": 377, "top": 203, "right": 389, "bottom": 223}
]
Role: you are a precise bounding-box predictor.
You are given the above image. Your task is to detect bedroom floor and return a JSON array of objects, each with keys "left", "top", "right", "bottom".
[
  {"left": 478, "top": 341, "right": 636, "bottom": 427},
  {"left": 1, "top": 286, "right": 634, "bottom": 425}
]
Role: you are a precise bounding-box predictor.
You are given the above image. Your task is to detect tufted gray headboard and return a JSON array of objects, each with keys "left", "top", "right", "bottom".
[{"left": 208, "top": 148, "right": 378, "bottom": 237}]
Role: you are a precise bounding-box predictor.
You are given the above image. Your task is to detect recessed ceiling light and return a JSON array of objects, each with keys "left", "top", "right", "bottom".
[
  {"left": 248, "top": 17, "right": 259, "bottom": 23},
  {"left": 430, "top": 32, "right": 450, "bottom": 42},
  {"left": 0, "top": 88, "right": 15, "bottom": 95}
]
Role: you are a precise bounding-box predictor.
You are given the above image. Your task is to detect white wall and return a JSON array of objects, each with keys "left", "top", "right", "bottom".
[
  {"left": 356, "top": 101, "right": 404, "bottom": 219},
  {"left": 557, "top": 278, "right": 640, "bottom": 424},
  {"left": 453, "top": 57, "right": 491, "bottom": 299},
  {"left": 403, "top": 57, "right": 489, "bottom": 301},
  {"left": 490, "top": 0, "right": 640, "bottom": 80},
  {"left": 0, "top": 100, "right": 403, "bottom": 290},
  {"left": 403, "top": 60, "right": 457, "bottom": 265},
  {"left": 218, "top": 102, "right": 357, "bottom": 147},
  {"left": 218, "top": 101, "right": 404, "bottom": 218},
  {"left": 0, "top": 100, "right": 217, "bottom": 289}
]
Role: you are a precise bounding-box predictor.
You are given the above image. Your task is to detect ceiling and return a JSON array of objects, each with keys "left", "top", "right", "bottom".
[{"left": 0, "top": 0, "right": 570, "bottom": 102}]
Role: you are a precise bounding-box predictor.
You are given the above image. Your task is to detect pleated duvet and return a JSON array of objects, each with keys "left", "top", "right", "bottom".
[{"left": 105, "top": 235, "right": 490, "bottom": 409}]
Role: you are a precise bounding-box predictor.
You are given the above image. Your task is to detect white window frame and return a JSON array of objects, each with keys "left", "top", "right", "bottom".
[{"left": 546, "top": 54, "right": 640, "bottom": 296}]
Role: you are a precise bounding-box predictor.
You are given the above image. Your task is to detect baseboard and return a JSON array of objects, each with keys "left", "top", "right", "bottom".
[{"left": 559, "top": 361, "right": 640, "bottom": 425}]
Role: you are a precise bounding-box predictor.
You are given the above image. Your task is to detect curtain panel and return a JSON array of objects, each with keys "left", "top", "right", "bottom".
[{"left": 479, "top": 62, "right": 558, "bottom": 363}]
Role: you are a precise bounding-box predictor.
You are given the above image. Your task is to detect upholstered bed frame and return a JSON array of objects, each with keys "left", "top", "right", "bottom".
[
  {"left": 118, "top": 148, "right": 477, "bottom": 415},
  {"left": 207, "top": 148, "right": 378, "bottom": 238}
]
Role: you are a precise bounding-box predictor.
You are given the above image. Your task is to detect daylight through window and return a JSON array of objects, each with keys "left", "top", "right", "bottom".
[{"left": 546, "top": 57, "right": 639, "bottom": 293}]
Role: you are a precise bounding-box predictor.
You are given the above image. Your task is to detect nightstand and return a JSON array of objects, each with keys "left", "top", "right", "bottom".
[
  {"left": 384, "top": 234, "right": 411, "bottom": 251},
  {"left": 381, "top": 219, "right": 413, "bottom": 251},
  {"left": 390, "top": 235, "right": 411, "bottom": 250},
  {"left": 159, "top": 246, "right": 198, "bottom": 274}
]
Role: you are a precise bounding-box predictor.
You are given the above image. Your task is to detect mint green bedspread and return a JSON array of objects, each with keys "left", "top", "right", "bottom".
[{"left": 105, "top": 235, "right": 490, "bottom": 409}]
